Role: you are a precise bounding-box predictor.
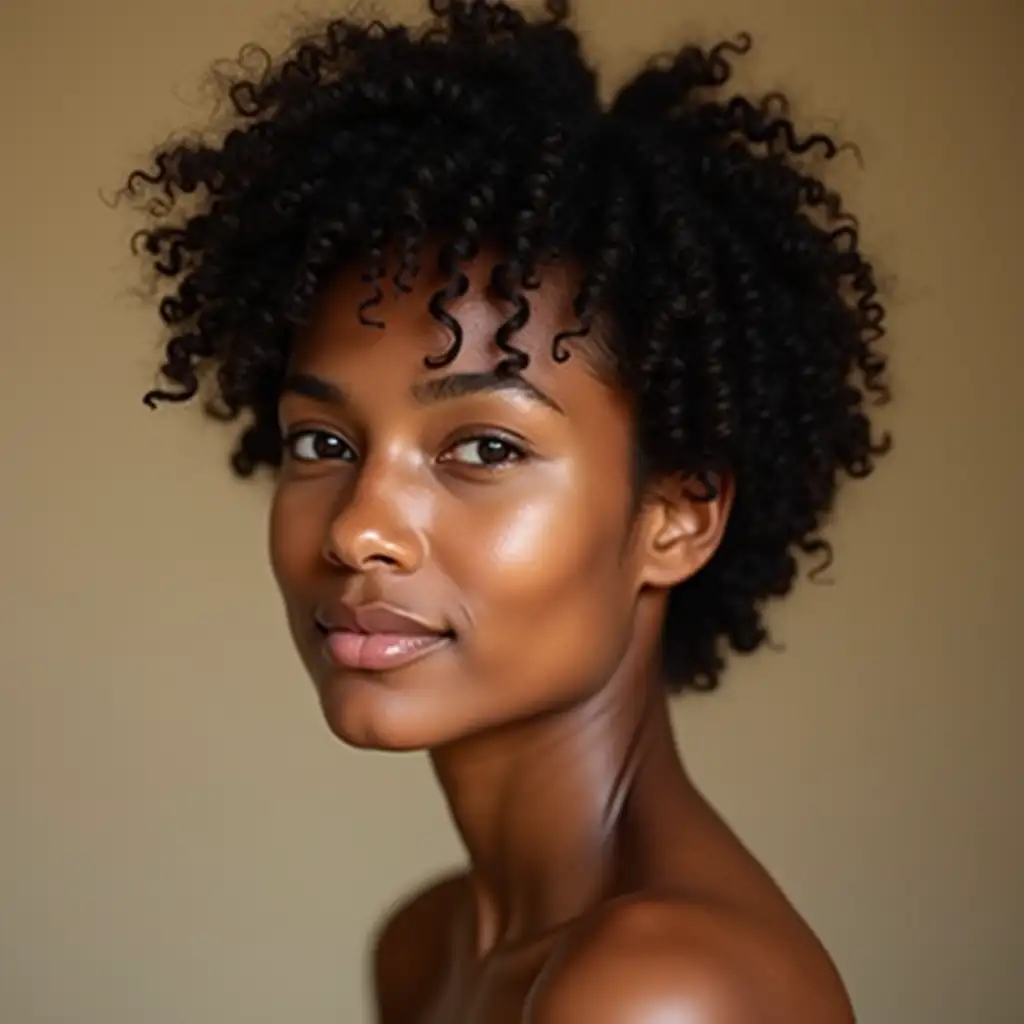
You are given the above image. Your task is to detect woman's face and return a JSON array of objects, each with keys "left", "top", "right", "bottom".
[{"left": 269, "top": 253, "right": 654, "bottom": 751}]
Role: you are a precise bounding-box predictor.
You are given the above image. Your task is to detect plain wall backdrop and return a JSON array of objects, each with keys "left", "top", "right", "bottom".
[{"left": 2, "top": 1, "right": 1022, "bottom": 1021}]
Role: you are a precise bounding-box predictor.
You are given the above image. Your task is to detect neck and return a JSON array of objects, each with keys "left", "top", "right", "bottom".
[{"left": 429, "top": 615, "right": 690, "bottom": 956}]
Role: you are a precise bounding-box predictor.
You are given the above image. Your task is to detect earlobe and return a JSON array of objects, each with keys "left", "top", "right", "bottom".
[{"left": 640, "top": 473, "right": 734, "bottom": 589}]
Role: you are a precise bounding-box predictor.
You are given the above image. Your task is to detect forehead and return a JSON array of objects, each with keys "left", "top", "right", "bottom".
[{"left": 290, "top": 251, "right": 631, "bottom": 423}]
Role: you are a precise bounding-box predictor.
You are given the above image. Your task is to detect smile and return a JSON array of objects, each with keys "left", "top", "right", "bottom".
[{"left": 321, "top": 630, "right": 454, "bottom": 672}]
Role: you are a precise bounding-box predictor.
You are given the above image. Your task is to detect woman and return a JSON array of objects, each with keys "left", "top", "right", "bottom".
[{"left": 124, "top": 1, "right": 890, "bottom": 1020}]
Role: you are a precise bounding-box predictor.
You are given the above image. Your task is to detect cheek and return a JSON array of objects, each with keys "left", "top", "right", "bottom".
[
  {"left": 267, "top": 486, "right": 297, "bottom": 590},
  {"left": 450, "top": 487, "right": 635, "bottom": 692},
  {"left": 267, "top": 482, "right": 328, "bottom": 608}
]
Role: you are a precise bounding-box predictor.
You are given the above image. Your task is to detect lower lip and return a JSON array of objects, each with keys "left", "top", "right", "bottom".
[{"left": 322, "top": 631, "right": 453, "bottom": 672}]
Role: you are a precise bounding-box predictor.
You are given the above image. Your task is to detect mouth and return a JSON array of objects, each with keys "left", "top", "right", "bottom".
[
  {"left": 317, "top": 626, "right": 455, "bottom": 672},
  {"left": 313, "top": 600, "right": 456, "bottom": 673}
]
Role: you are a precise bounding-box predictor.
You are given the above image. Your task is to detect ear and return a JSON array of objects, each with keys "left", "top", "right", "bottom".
[{"left": 635, "top": 472, "right": 735, "bottom": 589}]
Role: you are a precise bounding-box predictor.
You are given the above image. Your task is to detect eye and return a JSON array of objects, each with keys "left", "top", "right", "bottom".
[
  {"left": 443, "top": 435, "right": 527, "bottom": 470},
  {"left": 282, "top": 428, "right": 355, "bottom": 464}
]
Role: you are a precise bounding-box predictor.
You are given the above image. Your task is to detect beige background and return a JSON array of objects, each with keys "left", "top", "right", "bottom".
[{"left": 2, "top": 0, "right": 1022, "bottom": 1021}]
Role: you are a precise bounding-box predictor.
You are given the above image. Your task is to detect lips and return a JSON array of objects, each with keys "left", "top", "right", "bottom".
[{"left": 314, "top": 601, "right": 454, "bottom": 673}]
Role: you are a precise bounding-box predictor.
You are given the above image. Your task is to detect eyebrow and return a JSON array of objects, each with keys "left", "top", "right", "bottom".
[{"left": 280, "top": 369, "right": 565, "bottom": 415}]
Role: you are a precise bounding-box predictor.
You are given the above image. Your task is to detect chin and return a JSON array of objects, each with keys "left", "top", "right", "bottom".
[{"left": 314, "top": 672, "right": 466, "bottom": 752}]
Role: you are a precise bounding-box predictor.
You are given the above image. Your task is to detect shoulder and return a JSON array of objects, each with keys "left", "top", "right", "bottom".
[
  {"left": 527, "top": 896, "right": 854, "bottom": 1024},
  {"left": 369, "top": 871, "right": 468, "bottom": 1024}
]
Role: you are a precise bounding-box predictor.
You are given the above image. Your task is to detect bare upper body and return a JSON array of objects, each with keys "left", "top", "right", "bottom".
[{"left": 372, "top": 780, "right": 853, "bottom": 1024}]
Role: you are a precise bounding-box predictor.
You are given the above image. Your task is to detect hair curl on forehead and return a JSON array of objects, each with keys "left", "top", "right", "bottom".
[{"left": 123, "top": 0, "right": 892, "bottom": 692}]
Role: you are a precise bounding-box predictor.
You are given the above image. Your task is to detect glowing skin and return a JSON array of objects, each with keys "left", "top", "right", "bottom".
[
  {"left": 271, "top": 256, "right": 652, "bottom": 753},
  {"left": 268, "top": 252, "right": 853, "bottom": 1023}
]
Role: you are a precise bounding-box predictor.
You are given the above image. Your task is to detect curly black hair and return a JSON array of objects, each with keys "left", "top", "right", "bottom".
[{"left": 123, "top": 0, "right": 891, "bottom": 692}]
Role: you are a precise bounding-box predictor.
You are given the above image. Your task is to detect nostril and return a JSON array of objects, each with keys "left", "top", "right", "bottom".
[
  {"left": 322, "top": 517, "right": 424, "bottom": 574},
  {"left": 365, "top": 553, "right": 401, "bottom": 567},
  {"left": 320, "top": 543, "right": 401, "bottom": 572}
]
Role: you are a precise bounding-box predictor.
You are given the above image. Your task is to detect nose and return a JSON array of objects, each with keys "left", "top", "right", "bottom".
[{"left": 321, "top": 460, "right": 427, "bottom": 574}]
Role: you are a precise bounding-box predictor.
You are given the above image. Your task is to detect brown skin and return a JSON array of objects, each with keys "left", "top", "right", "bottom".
[{"left": 269, "top": 250, "right": 854, "bottom": 1023}]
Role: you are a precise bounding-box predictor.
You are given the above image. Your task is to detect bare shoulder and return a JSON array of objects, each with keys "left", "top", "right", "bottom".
[
  {"left": 527, "top": 896, "right": 854, "bottom": 1024},
  {"left": 370, "top": 870, "right": 468, "bottom": 1024}
]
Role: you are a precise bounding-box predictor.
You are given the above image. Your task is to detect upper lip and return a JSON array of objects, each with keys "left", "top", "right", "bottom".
[{"left": 314, "top": 601, "right": 451, "bottom": 637}]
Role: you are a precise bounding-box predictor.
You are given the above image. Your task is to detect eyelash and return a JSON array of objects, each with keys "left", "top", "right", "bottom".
[{"left": 281, "top": 429, "right": 529, "bottom": 472}]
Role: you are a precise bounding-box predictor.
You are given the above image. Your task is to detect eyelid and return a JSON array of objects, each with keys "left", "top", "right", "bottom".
[
  {"left": 437, "top": 431, "right": 533, "bottom": 475},
  {"left": 441, "top": 428, "right": 531, "bottom": 456},
  {"left": 282, "top": 425, "right": 357, "bottom": 463},
  {"left": 443, "top": 421, "right": 532, "bottom": 448}
]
